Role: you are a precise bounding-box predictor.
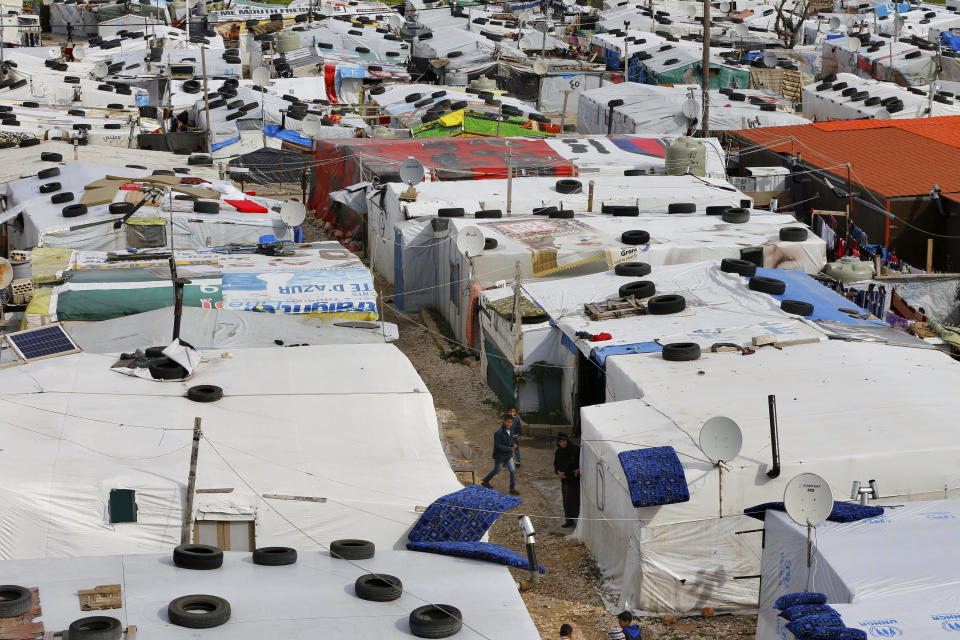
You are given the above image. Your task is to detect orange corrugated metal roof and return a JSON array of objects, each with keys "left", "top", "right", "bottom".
[{"left": 735, "top": 117, "right": 960, "bottom": 198}]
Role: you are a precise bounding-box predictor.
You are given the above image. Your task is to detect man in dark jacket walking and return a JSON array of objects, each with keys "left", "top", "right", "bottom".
[
  {"left": 481, "top": 414, "right": 520, "bottom": 495},
  {"left": 554, "top": 432, "right": 580, "bottom": 527}
]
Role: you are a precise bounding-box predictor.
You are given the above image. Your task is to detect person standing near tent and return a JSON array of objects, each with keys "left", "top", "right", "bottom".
[
  {"left": 481, "top": 414, "right": 519, "bottom": 495},
  {"left": 554, "top": 432, "right": 580, "bottom": 528},
  {"left": 508, "top": 406, "right": 522, "bottom": 466},
  {"left": 608, "top": 611, "right": 643, "bottom": 640}
]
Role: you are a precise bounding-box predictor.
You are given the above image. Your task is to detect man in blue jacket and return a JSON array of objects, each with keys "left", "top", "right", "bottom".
[
  {"left": 481, "top": 414, "right": 520, "bottom": 495},
  {"left": 608, "top": 611, "right": 642, "bottom": 640}
]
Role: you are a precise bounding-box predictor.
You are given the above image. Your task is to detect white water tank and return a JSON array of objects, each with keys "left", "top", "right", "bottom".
[
  {"left": 276, "top": 31, "right": 301, "bottom": 53},
  {"left": 665, "top": 137, "right": 706, "bottom": 176}
]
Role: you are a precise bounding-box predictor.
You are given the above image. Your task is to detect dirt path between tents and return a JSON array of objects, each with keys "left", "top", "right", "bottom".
[{"left": 376, "top": 281, "right": 757, "bottom": 640}]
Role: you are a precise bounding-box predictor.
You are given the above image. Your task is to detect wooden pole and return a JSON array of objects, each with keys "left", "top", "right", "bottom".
[
  {"left": 200, "top": 46, "right": 212, "bottom": 154},
  {"left": 926, "top": 238, "right": 934, "bottom": 273},
  {"left": 181, "top": 417, "right": 203, "bottom": 545},
  {"left": 512, "top": 260, "right": 523, "bottom": 367},
  {"left": 701, "top": 0, "right": 711, "bottom": 137}
]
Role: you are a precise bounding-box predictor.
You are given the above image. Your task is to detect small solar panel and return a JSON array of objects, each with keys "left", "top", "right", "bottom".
[{"left": 4, "top": 324, "right": 80, "bottom": 362}]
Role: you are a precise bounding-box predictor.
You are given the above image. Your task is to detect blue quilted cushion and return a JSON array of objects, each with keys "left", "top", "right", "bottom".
[
  {"left": 775, "top": 592, "right": 828, "bottom": 610},
  {"left": 809, "top": 628, "right": 867, "bottom": 640},
  {"left": 617, "top": 446, "right": 689, "bottom": 508},
  {"left": 407, "top": 540, "right": 546, "bottom": 573},
  {"left": 786, "top": 612, "right": 844, "bottom": 638},
  {"left": 407, "top": 485, "right": 521, "bottom": 543},
  {"left": 780, "top": 604, "right": 836, "bottom": 621},
  {"left": 745, "top": 502, "right": 883, "bottom": 523}
]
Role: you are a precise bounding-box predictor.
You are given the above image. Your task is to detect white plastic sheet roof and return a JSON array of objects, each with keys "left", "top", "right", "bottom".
[
  {"left": 0, "top": 550, "right": 539, "bottom": 638},
  {"left": 0, "top": 343, "right": 462, "bottom": 559},
  {"left": 802, "top": 72, "right": 960, "bottom": 120}
]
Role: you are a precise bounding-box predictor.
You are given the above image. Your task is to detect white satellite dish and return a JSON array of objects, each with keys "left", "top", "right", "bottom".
[
  {"left": 399, "top": 156, "right": 425, "bottom": 186},
  {"left": 681, "top": 98, "right": 700, "bottom": 118},
  {"left": 733, "top": 22, "right": 749, "bottom": 38},
  {"left": 763, "top": 51, "right": 779, "bottom": 68},
  {"left": 874, "top": 107, "right": 891, "bottom": 119},
  {"left": 93, "top": 61, "right": 109, "bottom": 79},
  {"left": 532, "top": 57, "right": 548, "bottom": 75},
  {"left": 47, "top": 47, "right": 60, "bottom": 59},
  {"left": 73, "top": 45, "right": 86, "bottom": 60},
  {"left": 828, "top": 16, "right": 841, "bottom": 30},
  {"left": 302, "top": 114, "right": 324, "bottom": 137},
  {"left": 848, "top": 35, "right": 862, "bottom": 50},
  {"left": 456, "top": 226, "right": 485, "bottom": 257},
  {"left": 252, "top": 66, "right": 270, "bottom": 86},
  {"left": 0, "top": 256, "right": 12, "bottom": 290},
  {"left": 279, "top": 199, "right": 307, "bottom": 227},
  {"left": 719, "top": 1, "right": 730, "bottom": 12},
  {"left": 784, "top": 473, "right": 834, "bottom": 527},
  {"left": 699, "top": 416, "right": 743, "bottom": 465},
  {"left": 681, "top": 4, "right": 696, "bottom": 17}
]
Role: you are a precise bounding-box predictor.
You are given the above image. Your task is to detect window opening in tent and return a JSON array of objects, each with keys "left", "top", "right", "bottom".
[
  {"left": 450, "top": 261, "right": 460, "bottom": 311},
  {"left": 109, "top": 489, "right": 138, "bottom": 523},
  {"left": 195, "top": 519, "right": 255, "bottom": 551}
]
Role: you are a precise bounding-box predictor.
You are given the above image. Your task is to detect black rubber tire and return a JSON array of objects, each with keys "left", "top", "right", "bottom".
[
  {"left": 38, "top": 167, "right": 60, "bottom": 179},
  {"left": 647, "top": 294, "right": 686, "bottom": 315},
  {"left": 621, "top": 230, "right": 650, "bottom": 245},
  {"left": 369, "top": 86, "right": 386, "bottom": 96},
  {"left": 668, "top": 202, "right": 696, "bottom": 214},
  {"left": 22, "top": 101, "right": 39, "bottom": 108},
  {"left": 624, "top": 169, "right": 645, "bottom": 177},
  {"left": 816, "top": 82, "right": 832, "bottom": 91},
  {"left": 483, "top": 237, "right": 498, "bottom": 250},
  {"left": 618, "top": 280, "right": 655, "bottom": 299},
  {"left": 831, "top": 81, "right": 848, "bottom": 91},
  {"left": 168, "top": 595, "right": 230, "bottom": 629},
  {"left": 614, "top": 260, "right": 652, "bottom": 277},
  {"left": 661, "top": 342, "right": 701, "bottom": 361},
  {"left": 720, "top": 258, "right": 757, "bottom": 277},
  {"left": 109, "top": 202, "right": 133, "bottom": 215},
  {"left": 330, "top": 539, "right": 374, "bottom": 560},
  {"left": 722, "top": 208, "right": 750, "bottom": 223},
  {"left": 864, "top": 96, "right": 881, "bottom": 106},
  {"left": 0, "top": 585, "right": 32, "bottom": 618},
  {"left": 555, "top": 179, "right": 582, "bottom": 194},
  {"left": 549, "top": 210, "right": 574, "bottom": 218},
  {"left": 67, "top": 616, "right": 123, "bottom": 640},
  {"left": 39, "top": 182, "right": 61, "bottom": 194},
  {"left": 144, "top": 346, "right": 166, "bottom": 358},
  {"left": 62, "top": 204, "right": 87, "bottom": 218},
  {"left": 438, "top": 207, "right": 464, "bottom": 217},
  {"left": 355, "top": 574, "right": 403, "bottom": 602},
  {"left": 194, "top": 200, "right": 220, "bottom": 214},
  {"left": 149, "top": 358, "right": 189, "bottom": 381},
  {"left": 186, "top": 385, "right": 223, "bottom": 403},
  {"left": 252, "top": 546, "right": 297, "bottom": 566},
  {"left": 905, "top": 50, "right": 921, "bottom": 59},
  {"left": 822, "top": 73, "right": 837, "bottom": 82},
  {"left": 705, "top": 205, "right": 729, "bottom": 215},
  {"left": 409, "top": 604, "right": 463, "bottom": 639},
  {"left": 781, "top": 299, "right": 814, "bottom": 316},
  {"left": 20, "top": 138, "right": 40, "bottom": 147},
  {"left": 173, "top": 544, "right": 224, "bottom": 570},
  {"left": 611, "top": 205, "right": 640, "bottom": 216},
  {"left": 841, "top": 87, "right": 858, "bottom": 97},
  {"left": 749, "top": 276, "right": 786, "bottom": 295},
  {"left": 73, "top": 123, "right": 92, "bottom": 131},
  {"left": 779, "top": 227, "right": 808, "bottom": 241},
  {"left": 51, "top": 192, "right": 74, "bottom": 204},
  {"left": 188, "top": 155, "right": 213, "bottom": 166},
  {"left": 474, "top": 209, "right": 502, "bottom": 218}
]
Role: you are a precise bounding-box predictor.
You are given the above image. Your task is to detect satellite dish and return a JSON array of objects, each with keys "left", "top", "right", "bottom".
[
  {"left": 681, "top": 4, "right": 696, "bottom": 17},
  {"left": 719, "top": 1, "right": 730, "bottom": 11},
  {"left": 47, "top": 47, "right": 60, "bottom": 59},
  {"left": 252, "top": 66, "right": 270, "bottom": 86},
  {"left": 279, "top": 199, "right": 307, "bottom": 227},
  {"left": 456, "top": 226, "right": 485, "bottom": 257},
  {"left": 73, "top": 45, "right": 86, "bottom": 60},
  {"left": 763, "top": 51, "right": 779, "bottom": 68},
  {"left": 682, "top": 98, "right": 700, "bottom": 118},
  {"left": 93, "top": 62, "right": 109, "bottom": 79},
  {"left": 302, "top": 114, "right": 324, "bottom": 137},
  {"left": 733, "top": 23, "right": 749, "bottom": 38},
  {"left": 0, "top": 256, "right": 12, "bottom": 290},
  {"left": 784, "top": 473, "right": 834, "bottom": 527},
  {"left": 399, "top": 156, "right": 425, "bottom": 186},
  {"left": 532, "top": 57, "right": 548, "bottom": 75},
  {"left": 829, "top": 16, "right": 841, "bottom": 30},
  {"left": 874, "top": 107, "right": 891, "bottom": 119},
  {"left": 699, "top": 416, "right": 743, "bottom": 464},
  {"left": 848, "top": 36, "right": 862, "bottom": 50}
]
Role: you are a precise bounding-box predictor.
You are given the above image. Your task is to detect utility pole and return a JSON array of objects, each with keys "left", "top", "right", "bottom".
[
  {"left": 622, "top": 21, "right": 630, "bottom": 83},
  {"left": 701, "top": 0, "right": 711, "bottom": 137},
  {"left": 512, "top": 260, "right": 523, "bottom": 367},
  {"left": 200, "top": 45, "right": 212, "bottom": 153},
  {"left": 506, "top": 142, "right": 513, "bottom": 215},
  {"left": 181, "top": 418, "right": 203, "bottom": 545}
]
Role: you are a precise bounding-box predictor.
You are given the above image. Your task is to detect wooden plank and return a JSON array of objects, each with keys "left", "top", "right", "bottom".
[
  {"left": 126, "top": 625, "right": 137, "bottom": 640},
  {"left": 262, "top": 493, "right": 327, "bottom": 503},
  {"left": 196, "top": 488, "right": 234, "bottom": 494}
]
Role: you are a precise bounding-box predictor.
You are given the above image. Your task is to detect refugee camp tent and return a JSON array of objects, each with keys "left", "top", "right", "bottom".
[
  {"left": 0, "top": 342, "right": 462, "bottom": 558},
  {"left": 802, "top": 72, "right": 960, "bottom": 120},
  {"left": 820, "top": 34, "right": 937, "bottom": 85}
]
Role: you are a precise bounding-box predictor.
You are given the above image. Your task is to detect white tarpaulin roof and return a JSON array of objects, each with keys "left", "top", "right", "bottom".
[
  {"left": 802, "top": 72, "right": 960, "bottom": 120},
  {"left": 0, "top": 550, "right": 539, "bottom": 638},
  {"left": 0, "top": 343, "right": 462, "bottom": 559},
  {"left": 757, "top": 502, "right": 960, "bottom": 639}
]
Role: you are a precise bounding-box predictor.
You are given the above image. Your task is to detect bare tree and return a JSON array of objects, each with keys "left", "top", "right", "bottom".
[{"left": 773, "top": 0, "right": 812, "bottom": 48}]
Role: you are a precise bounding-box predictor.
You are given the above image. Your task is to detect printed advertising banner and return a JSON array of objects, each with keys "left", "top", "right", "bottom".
[{"left": 480, "top": 218, "right": 607, "bottom": 276}]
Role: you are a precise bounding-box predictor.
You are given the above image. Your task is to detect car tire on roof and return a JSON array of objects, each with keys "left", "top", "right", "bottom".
[
  {"left": 37, "top": 167, "right": 60, "bottom": 179},
  {"left": 722, "top": 208, "right": 750, "bottom": 223},
  {"left": 51, "top": 192, "right": 74, "bottom": 204},
  {"left": 194, "top": 200, "right": 220, "bottom": 214},
  {"left": 39, "top": 182, "right": 62, "bottom": 194},
  {"left": 610, "top": 205, "right": 640, "bottom": 216},
  {"left": 618, "top": 280, "right": 655, "bottom": 299},
  {"left": 168, "top": 595, "right": 231, "bottom": 629},
  {"left": 748, "top": 276, "right": 787, "bottom": 295},
  {"left": 620, "top": 230, "right": 651, "bottom": 245},
  {"left": 0, "top": 585, "right": 32, "bottom": 618},
  {"left": 355, "top": 574, "right": 403, "bottom": 602},
  {"left": 109, "top": 202, "right": 133, "bottom": 215},
  {"left": 149, "top": 358, "right": 188, "bottom": 381},
  {"left": 661, "top": 342, "right": 701, "bottom": 361},
  {"left": 667, "top": 202, "right": 696, "bottom": 214},
  {"left": 173, "top": 544, "right": 223, "bottom": 569},
  {"left": 330, "top": 539, "right": 374, "bottom": 560},
  {"left": 779, "top": 227, "right": 808, "bottom": 242},
  {"left": 720, "top": 258, "right": 757, "bottom": 277},
  {"left": 20, "top": 138, "right": 40, "bottom": 147},
  {"left": 409, "top": 604, "right": 462, "bottom": 639},
  {"left": 437, "top": 207, "right": 464, "bottom": 217},
  {"left": 555, "top": 179, "right": 582, "bottom": 194},
  {"left": 252, "top": 546, "right": 297, "bottom": 566},
  {"left": 187, "top": 385, "right": 223, "bottom": 403},
  {"left": 67, "top": 616, "right": 123, "bottom": 640},
  {"left": 483, "top": 237, "right": 498, "bottom": 250},
  {"left": 781, "top": 299, "right": 814, "bottom": 316},
  {"left": 474, "top": 209, "right": 502, "bottom": 218},
  {"left": 647, "top": 294, "right": 686, "bottom": 314},
  {"left": 549, "top": 210, "right": 574, "bottom": 218},
  {"left": 62, "top": 203, "right": 87, "bottom": 218},
  {"left": 615, "top": 262, "right": 652, "bottom": 278}
]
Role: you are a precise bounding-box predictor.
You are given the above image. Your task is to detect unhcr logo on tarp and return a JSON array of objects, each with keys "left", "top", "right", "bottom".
[
  {"left": 932, "top": 614, "right": 960, "bottom": 632},
  {"left": 858, "top": 620, "right": 903, "bottom": 637}
]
